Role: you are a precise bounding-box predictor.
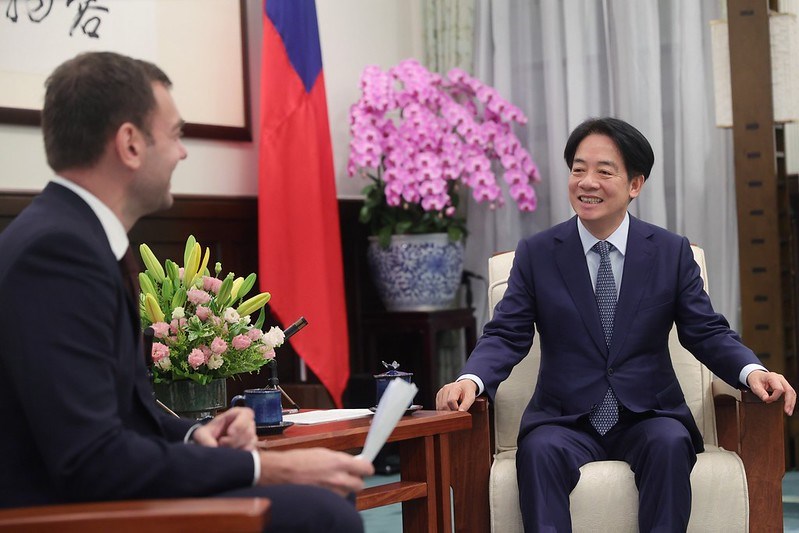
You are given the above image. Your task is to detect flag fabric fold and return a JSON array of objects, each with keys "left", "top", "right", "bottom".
[{"left": 259, "top": 0, "right": 349, "bottom": 407}]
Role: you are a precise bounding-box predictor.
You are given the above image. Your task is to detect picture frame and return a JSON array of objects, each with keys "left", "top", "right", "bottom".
[{"left": 0, "top": 0, "right": 252, "bottom": 141}]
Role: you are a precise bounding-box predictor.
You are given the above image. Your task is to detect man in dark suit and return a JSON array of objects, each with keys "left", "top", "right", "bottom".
[
  {"left": 0, "top": 51, "right": 373, "bottom": 531},
  {"left": 436, "top": 117, "right": 796, "bottom": 531}
]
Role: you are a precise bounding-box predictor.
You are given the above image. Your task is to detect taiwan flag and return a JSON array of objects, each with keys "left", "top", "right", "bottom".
[{"left": 259, "top": 0, "right": 348, "bottom": 407}]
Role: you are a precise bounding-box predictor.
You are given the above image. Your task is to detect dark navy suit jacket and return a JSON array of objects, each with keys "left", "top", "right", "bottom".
[
  {"left": 0, "top": 183, "right": 254, "bottom": 507},
  {"left": 462, "top": 215, "right": 761, "bottom": 452}
]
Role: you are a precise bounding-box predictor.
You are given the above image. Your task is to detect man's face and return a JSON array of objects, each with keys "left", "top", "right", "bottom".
[
  {"left": 132, "top": 82, "right": 187, "bottom": 216},
  {"left": 568, "top": 133, "right": 643, "bottom": 239}
]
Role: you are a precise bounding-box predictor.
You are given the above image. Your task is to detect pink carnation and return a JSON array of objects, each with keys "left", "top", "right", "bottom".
[
  {"left": 232, "top": 334, "right": 252, "bottom": 350},
  {"left": 210, "top": 337, "right": 228, "bottom": 355},
  {"left": 247, "top": 328, "right": 263, "bottom": 341},
  {"left": 169, "top": 318, "right": 187, "bottom": 335},
  {"left": 151, "top": 322, "right": 170, "bottom": 339},
  {"left": 151, "top": 342, "right": 169, "bottom": 363},
  {"left": 186, "top": 289, "right": 211, "bottom": 305},
  {"left": 195, "top": 305, "right": 212, "bottom": 322},
  {"left": 260, "top": 347, "right": 276, "bottom": 361},
  {"left": 202, "top": 276, "right": 223, "bottom": 294},
  {"left": 188, "top": 349, "right": 206, "bottom": 369}
]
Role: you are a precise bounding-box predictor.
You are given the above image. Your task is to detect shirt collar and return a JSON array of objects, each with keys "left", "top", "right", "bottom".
[
  {"left": 577, "top": 212, "right": 629, "bottom": 257},
  {"left": 51, "top": 177, "right": 129, "bottom": 261}
]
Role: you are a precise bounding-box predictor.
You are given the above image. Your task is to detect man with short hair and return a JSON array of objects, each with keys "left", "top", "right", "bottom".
[
  {"left": 0, "top": 51, "right": 373, "bottom": 532},
  {"left": 437, "top": 117, "right": 795, "bottom": 531}
]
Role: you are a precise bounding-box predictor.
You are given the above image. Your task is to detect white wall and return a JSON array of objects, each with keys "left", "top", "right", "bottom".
[{"left": 0, "top": 0, "right": 422, "bottom": 198}]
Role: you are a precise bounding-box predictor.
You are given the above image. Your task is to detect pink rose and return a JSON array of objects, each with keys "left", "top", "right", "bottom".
[
  {"left": 186, "top": 289, "right": 211, "bottom": 305},
  {"left": 188, "top": 349, "right": 205, "bottom": 369},
  {"left": 202, "top": 276, "right": 223, "bottom": 294},
  {"left": 210, "top": 337, "right": 228, "bottom": 355},
  {"left": 151, "top": 322, "right": 170, "bottom": 339},
  {"left": 151, "top": 342, "right": 169, "bottom": 363},
  {"left": 195, "top": 306, "right": 212, "bottom": 322},
  {"left": 231, "top": 334, "right": 252, "bottom": 350}
]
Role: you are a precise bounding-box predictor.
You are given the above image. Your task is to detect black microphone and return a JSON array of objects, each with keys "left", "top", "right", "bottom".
[{"left": 284, "top": 316, "right": 308, "bottom": 339}]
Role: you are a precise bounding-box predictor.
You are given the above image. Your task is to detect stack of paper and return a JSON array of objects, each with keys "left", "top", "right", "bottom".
[{"left": 283, "top": 409, "right": 373, "bottom": 425}]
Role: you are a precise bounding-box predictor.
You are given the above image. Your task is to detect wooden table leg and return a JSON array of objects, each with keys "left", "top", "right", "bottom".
[
  {"left": 451, "top": 398, "right": 491, "bottom": 533},
  {"left": 400, "top": 435, "right": 437, "bottom": 533},
  {"left": 434, "top": 433, "right": 453, "bottom": 533}
]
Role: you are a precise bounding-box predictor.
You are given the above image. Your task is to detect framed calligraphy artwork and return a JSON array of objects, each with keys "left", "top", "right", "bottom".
[{"left": 0, "top": 0, "right": 251, "bottom": 141}]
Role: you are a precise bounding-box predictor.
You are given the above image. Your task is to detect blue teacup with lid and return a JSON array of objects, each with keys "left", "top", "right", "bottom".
[{"left": 374, "top": 360, "right": 414, "bottom": 408}]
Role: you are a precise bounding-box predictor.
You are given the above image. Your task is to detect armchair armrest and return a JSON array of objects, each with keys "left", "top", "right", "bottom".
[
  {"left": 0, "top": 498, "right": 270, "bottom": 533},
  {"left": 713, "top": 386, "right": 785, "bottom": 532}
]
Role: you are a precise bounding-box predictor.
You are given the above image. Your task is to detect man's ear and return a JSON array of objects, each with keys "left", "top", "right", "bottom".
[
  {"left": 628, "top": 174, "right": 645, "bottom": 199},
  {"left": 115, "top": 122, "right": 145, "bottom": 170}
]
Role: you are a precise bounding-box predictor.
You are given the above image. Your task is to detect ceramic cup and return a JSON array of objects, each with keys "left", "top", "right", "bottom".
[
  {"left": 374, "top": 369, "right": 414, "bottom": 408},
  {"left": 230, "top": 388, "right": 283, "bottom": 426}
]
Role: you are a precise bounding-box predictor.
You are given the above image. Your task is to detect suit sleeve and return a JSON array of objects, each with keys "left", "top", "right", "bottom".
[
  {"left": 673, "top": 237, "right": 761, "bottom": 386},
  {"left": 0, "top": 233, "right": 254, "bottom": 501},
  {"left": 461, "top": 239, "right": 538, "bottom": 401}
]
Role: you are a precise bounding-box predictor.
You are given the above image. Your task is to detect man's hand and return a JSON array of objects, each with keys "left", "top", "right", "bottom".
[
  {"left": 192, "top": 407, "right": 258, "bottom": 451},
  {"left": 747, "top": 370, "right": 796, "bottom": 416},
  {"left": 436, "top": 379, "right": 478, "bottom": 411},
  {"left": 258, "top": 448, "right": 375, "bottom": 497}
]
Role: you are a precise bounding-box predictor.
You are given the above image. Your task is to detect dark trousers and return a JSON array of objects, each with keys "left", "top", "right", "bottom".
[
  {"left": 516, "top": 413, "right": 696, "bottom": 533},
  {"left": 214, "top": 484, "right": 363, "bottom": 533}
]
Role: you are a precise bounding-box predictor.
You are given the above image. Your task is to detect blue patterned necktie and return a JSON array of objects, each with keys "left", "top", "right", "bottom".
[{"left": 589, "top": 240, "right": 620, "bottom": 435}]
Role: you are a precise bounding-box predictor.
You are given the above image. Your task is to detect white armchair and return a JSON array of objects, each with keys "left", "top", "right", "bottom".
[{"left": 485, "top": 245, "right": 785, "bottom": 532}]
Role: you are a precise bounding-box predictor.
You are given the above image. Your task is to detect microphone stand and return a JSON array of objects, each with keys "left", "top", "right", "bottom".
[{"left": 271, "top": 316, "right": 307, "bottom": 413}]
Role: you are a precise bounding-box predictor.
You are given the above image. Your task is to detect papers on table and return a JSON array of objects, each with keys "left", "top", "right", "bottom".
[
  {"left": 283, "top": 409, "right": 374, "bottom": 425},
  {"left": 357, "top": 379, "right": 419, "bottom": 463}
]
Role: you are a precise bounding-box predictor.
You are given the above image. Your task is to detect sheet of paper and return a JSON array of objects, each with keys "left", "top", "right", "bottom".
[
  {"left": 357, "top": 379, "right": 419, "bottom": 463},
  {"left": 283, "top": 409, "right": 374, "bottom": 425}
]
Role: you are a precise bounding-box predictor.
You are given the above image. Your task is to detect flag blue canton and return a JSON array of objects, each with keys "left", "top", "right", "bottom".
[{"left": 265, "top": 0, "right": 323, "bottom": 93}]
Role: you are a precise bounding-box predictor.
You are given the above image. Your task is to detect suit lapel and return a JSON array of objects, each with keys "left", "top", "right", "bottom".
[
  {"left": 609, "top": 217, "right": 656, "bottom": 363},
  {"left": 553, "top": 220, "right": 607, "bottom": 355}
]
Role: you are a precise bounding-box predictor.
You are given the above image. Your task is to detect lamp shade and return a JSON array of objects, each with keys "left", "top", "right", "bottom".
[{"left": 710, "top": 12, "right": 799, "bottom": 127}]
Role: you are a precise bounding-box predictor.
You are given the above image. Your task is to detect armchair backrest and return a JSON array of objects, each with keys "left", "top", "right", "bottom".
[{"left": 488, "top": 245, "right": 718, "bottom": 454}]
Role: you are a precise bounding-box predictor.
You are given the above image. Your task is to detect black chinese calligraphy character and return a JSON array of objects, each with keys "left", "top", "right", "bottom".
[
  {"left": 5, "top": 0, "right": 54, "bottom": 23},
  {"left": 67, "top": 0, "right": 108, "bottom": 38}
]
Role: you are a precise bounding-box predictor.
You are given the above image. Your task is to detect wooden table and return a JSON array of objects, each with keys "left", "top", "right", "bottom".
[{"left": 257, "top": 402, "right": 491, "bottom": 533}]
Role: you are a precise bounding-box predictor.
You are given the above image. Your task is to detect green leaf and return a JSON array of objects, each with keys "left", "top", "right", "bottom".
[
  {"left": 395, "top": 220, "right": 413, "bottom": 234},
  {"left": 359, "top": 205, "right": 373, "bottom": 224},
  {"left": 377, "top": 225, "right": 393, "bottom": 248},
  {"left": 254, "top": 308, "right": 266, "bottom": 330},
  {"left": 448, "top": 226, "right": 464, "bottom": 242}
]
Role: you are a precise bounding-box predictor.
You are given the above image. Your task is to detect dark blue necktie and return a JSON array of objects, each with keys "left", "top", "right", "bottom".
[{"left": 589, "top": 240, "right": 619, "bottom": 435}]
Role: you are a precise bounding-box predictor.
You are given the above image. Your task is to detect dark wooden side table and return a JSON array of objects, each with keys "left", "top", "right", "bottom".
[
  {"left": 361, "top": 308, "right": 478, "bottom": 408},
  {"left": 258, "top": 404, "right": 491, "bottom": 533}
]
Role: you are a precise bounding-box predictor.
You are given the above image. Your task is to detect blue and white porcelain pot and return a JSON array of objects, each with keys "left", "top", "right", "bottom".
[{"left": 367, "top": 233, "right": 464, "bottom": 312}]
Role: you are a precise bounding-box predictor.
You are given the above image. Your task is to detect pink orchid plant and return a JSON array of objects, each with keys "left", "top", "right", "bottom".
[
  {"left": 138, "top": 235, "right": 284, "bottom": 385},
  {"left": 348, "top": 59, "right": 541, "bottom": 246}
]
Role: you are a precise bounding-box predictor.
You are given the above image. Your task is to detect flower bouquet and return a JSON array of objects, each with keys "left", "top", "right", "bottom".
[
  {"left": 138, "top": 235, "right": 283, "bottom": 385},
  {"left": 348, "top": 59, "right": 541, "bottom": 247}
]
